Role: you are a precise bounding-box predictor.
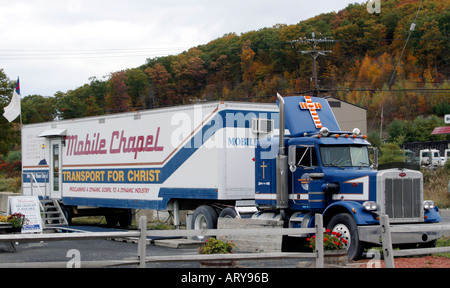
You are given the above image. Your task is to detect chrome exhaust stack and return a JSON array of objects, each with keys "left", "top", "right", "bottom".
[{"left": 276, "top": 93, "right": 289, "bottom": 210}]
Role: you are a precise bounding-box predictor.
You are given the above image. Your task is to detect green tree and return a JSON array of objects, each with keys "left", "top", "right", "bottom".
[
  {"left": 124, "top": 68, "right": 150, "bottom": 110},
  {"left": 55, "top": 90, "right": 87, "bottom": 120},
  {"left": 22, "top": 95, "right": 57, "bottom": 123},
  {"left": 379, "top": 142, "right": 406, "bottom": 164}
]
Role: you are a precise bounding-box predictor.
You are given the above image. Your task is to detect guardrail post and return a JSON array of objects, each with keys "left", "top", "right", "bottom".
[
  {"left": 138, "top": 216, "right": 147, "bottom": 268},
  {"left": 380, "top": 215, "right": 395, "bottom": 268},
  {"left": 315, "top": 214, "right": 324, "bottom": 268}
]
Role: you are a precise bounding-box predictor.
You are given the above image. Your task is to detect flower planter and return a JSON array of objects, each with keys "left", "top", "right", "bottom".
[
  {"left": 324, "top": 250, "right": 348, "bottom": 266},
  {"left": 5, "top": 227, "right": 21, "bottom": 233}
]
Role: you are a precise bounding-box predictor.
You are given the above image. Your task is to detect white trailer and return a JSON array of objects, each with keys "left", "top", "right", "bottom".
[{"left": 21, "top": 102, "right": 278, "bottom": 227}]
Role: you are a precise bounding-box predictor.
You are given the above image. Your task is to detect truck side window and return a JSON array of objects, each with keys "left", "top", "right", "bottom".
[{"left": 296, "top": 147, "right": 318, "bottom": 168}]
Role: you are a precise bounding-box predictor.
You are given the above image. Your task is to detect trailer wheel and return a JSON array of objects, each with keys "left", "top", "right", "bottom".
[
  {"left": 118, "top": 210, "right": 133, "bottom": 227},
  {"left": 192, "top": 205, "right": 218, "bottom": 235},
  {"left": 219, "top": 207, "right": 238, "bottom": 218},
  {"left": 326, "top": 213, "right": 364, "bottom": 260},
  {"left": 105, "top": 215, "right": 119, "bottom": 226},
  {"left": 61, "top": 205, "right": 72, "bottom": 226}
]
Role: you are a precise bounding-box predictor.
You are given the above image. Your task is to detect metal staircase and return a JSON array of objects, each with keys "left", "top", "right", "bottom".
[{"left": 40, "top": 199, "right": 68, "bottom": 228}]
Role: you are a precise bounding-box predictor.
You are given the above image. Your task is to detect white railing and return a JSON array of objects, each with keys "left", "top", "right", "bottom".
[
  {"left": 0, "top": 214, "right": 326, "bottom": 268},
  {"left": 23, "top": 172, "right": 48, "bottom": 199},
  {"left": 380, "top": 215, "right": 450, "bottom": 268}
]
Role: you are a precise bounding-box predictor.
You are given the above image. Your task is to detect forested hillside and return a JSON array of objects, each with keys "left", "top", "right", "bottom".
[{"left": 1, "top": 0, "right": 449, "bottom": 138}]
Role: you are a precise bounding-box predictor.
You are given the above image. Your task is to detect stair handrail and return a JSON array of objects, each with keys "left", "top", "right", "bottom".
[{"left": 24, "top": 172, "right": 47, "bottom": 211}]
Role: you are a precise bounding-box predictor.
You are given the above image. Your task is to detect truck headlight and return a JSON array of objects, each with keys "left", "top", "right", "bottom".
[
  {"left": 362, "top": 201, "right": 377, "bottom": 211},
  {"left": 423, "top": 200, "right": 435, "bottom": 210}
]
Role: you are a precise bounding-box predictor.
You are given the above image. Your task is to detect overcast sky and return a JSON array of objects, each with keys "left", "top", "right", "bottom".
[{"left": 0, "top": 0, "right": 366, "bottom": 97}]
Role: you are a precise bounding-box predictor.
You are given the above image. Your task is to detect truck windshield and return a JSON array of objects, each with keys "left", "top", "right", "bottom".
[{"left": 320, "top": 145, "right": 370, "bottom": 167}]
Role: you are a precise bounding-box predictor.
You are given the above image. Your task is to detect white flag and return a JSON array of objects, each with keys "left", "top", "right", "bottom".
[{"left": 3, "top": 77, "right": 21, "bottom": 122}]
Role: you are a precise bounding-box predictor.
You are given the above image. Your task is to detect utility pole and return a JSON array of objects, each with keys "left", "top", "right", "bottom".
[{"left": 291, "top": 33, "right": 333, "bottom": 96}]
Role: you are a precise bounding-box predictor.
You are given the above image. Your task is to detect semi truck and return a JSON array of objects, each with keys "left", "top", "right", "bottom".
[
  {"left": 21, "top": 101, "right": 277, "bottom": 227},
  {"left": 21, "top": 95, "right": 442, "bottom": 260},
  {"left": 420, "top": 149, "right": 443, "bottom": 167}
]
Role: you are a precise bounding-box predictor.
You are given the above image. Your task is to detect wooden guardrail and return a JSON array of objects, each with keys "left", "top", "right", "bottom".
[
  {"left": 0, "top": 214, "right": 326, "bottom": 268},
  {"left": 380, "top": 215, "right": 450, "bottom": 268}
]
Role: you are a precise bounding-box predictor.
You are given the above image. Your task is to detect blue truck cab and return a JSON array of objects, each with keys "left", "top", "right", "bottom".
[{"left": 254, "top": 95, "right": 442, "bottom": 259}]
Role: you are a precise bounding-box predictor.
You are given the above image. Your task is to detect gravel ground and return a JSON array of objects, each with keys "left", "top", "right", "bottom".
[{"left": 353, "top": 256, "right": 450, "bottom": 268}]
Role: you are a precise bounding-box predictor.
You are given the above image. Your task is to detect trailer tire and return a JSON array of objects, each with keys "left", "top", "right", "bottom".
[
  {"left": 105, "top": 215, "right": 119, "bottom": 226},
  {"left": 326, "top": 213, "right": 364, "bottom": 260},
  {"left": 219, "top": 207, "right": 238, "bottom": 218},
  {"left": 61, "top": 205, "right": 72, "bottom": 226},
  {"left": 118, "top": 210, "right": 133, "bottom": 227},
  {"left": 192, "top": 205, "right": 218, "bottom": 235}
]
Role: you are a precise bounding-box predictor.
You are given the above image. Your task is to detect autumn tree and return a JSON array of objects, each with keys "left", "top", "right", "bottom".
[
  {"left": 105, "top": 70, "right": 132, "bottom": 113},
  {"left": 416, "top": 19, "right": 445, "bottom": 68},
  {"left": 145, "top": 63, "right": 172, "bottom": 106},
  {"left": 240, "top": 40, "right": 256, "bottom": 83}
]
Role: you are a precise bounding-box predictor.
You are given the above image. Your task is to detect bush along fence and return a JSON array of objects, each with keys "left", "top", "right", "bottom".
[{"left": 0, "top": 214, "right": 326, "bottom": 268}]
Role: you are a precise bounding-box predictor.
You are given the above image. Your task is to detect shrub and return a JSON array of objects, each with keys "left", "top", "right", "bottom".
[{"left": 198, "top": 238, "right": 235, "bottom": 254}]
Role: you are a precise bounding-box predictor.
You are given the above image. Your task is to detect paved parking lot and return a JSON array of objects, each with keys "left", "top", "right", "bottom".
[{"left": 0, "top": 234, "right": 305, "bottom": 268}]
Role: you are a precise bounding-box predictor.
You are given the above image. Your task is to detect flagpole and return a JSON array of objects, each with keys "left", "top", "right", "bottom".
[
  {"left": 19, "top": 104, "right": 22, "bottom": 126},
  {"left": 18, "top": 77, "right": 22, "bottom": 126}
]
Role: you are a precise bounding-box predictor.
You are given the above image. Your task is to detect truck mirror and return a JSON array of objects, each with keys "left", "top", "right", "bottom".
[
  {"left": 369, "top": 147, "right": 378, "bottom": 168},
  {"left": 288, "top": 146, "right": 296, "bottom": 172}
]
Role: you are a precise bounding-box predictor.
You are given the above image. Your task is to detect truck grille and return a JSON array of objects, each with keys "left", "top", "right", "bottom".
[{"left": 384, "top": 177, "right": 422, "bottom": 221}]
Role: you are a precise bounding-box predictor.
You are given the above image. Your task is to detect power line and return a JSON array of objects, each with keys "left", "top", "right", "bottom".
[
  {"left": 0, "top": 46, "right": 191, "bottom": 60},
  {"left": 0, "top": 34, "right": 448, "bottom": 60}
]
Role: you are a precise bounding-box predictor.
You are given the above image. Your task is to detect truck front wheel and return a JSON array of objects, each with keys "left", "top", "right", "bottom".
[{"left": 326, "top": 213, "right": 364, "bottom": 260}]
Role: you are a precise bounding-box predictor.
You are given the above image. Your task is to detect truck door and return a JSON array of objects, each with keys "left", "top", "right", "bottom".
[
  {"left": 289, "top": 145, "right": 320, "bottom": 207},
  {"left": 49, "top": 138, "right": 62, "bottom": 199}
]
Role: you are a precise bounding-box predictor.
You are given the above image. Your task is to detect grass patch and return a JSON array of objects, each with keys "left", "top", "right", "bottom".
[
  {"left": 71, "top": 216, "right": 107, "bottom": 226},
  {"left": 0, "top": 176, "right": 21, "bottom": 193},
  {"left": 436, "top": 236, "right": 450, "bottom": 258},
  {"left": 423, "top": 167, "right": 450, "bottom": 209}
]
